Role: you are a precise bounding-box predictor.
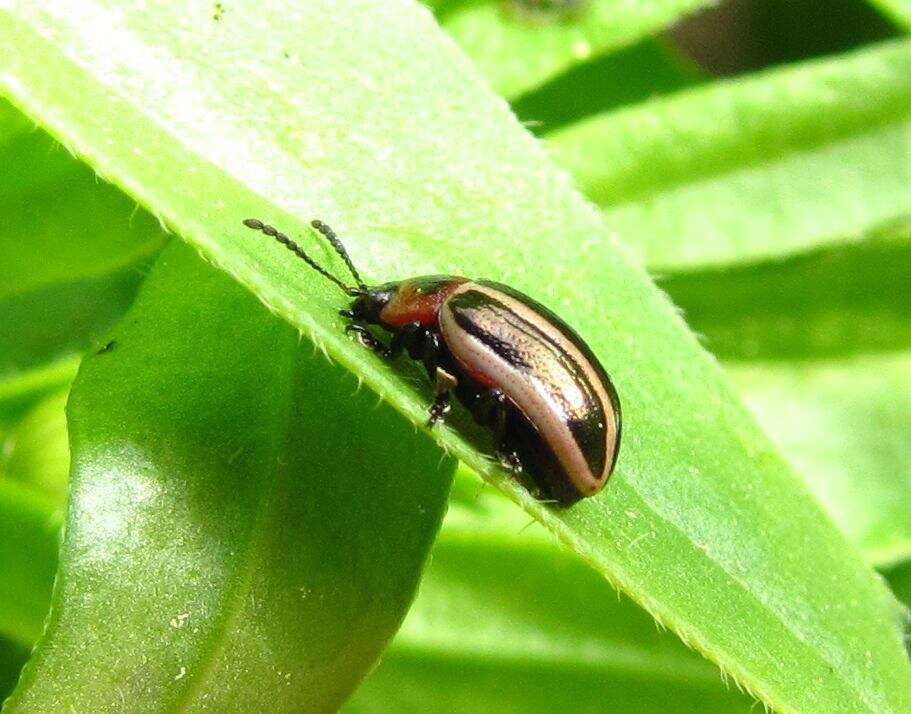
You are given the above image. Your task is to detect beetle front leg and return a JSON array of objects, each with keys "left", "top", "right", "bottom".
[{"left": 344, "top": 323, "right": 392, "bottom": 358}]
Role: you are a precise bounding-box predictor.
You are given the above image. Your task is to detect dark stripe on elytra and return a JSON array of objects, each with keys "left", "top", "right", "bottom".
[
  {"left": 479, "top": 281, "right": 622, "bottom": 470},
  {"left": 448, "top": 289, "right": 607, "bottom": 477},
  {"left": 450, "top": 305, "right": 531, "bottom": 370}
]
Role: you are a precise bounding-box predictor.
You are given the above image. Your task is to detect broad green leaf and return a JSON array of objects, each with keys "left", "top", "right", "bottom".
[
  {"left": 662, "top": 226, "right": 911, "bottom": 360},
  {"left": 871, "top": 0, "right": 911, "bottom": 28},
  {"left": 440, "top": 0, "right": 714, "bottom": 98},
  {"left": 348, "top": 469, "right": 755, "bottom": 713},
  {"left": 547, "top": 38, "right": 911, "bottom": 271},
  {"left": 0, "top": 479, "right": 59, "bottom": 645},
  {"left": 7, "top": 241, "right": 454, "bottom": 711},
  {"left": 1, "top": 3, "right": 909, "bottom": 709},
  {"left": 0, "top": 102, "right": 27, "bottom": 143},
  {"left": 729, "top": 352, "right": 911, "bottom": 567}
]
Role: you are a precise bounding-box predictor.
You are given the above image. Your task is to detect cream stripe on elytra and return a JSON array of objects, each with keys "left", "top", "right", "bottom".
[{"left": 441, "top": 282, "right": 618, "bottom": 493}]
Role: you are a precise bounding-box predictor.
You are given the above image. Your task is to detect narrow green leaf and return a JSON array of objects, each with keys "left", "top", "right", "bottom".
[
  {"left": 0, "top": 356, "right": 78, "bottom": 424},
  {"left": 7, "top": 242, "right": 454, "bottom": 711},
  {"left": 662, "top": 227, "right": 911, "bottom": 360},
  {"left": 440, "top": 0, "right": 714, "bottom": 98},
  {"left": 1, "top": 3, "right": 909, "bottom": 709},
  {"left": 547, "top": 38, "right": 911, "bottom": 271},
  {"left": 728, "top": 352, "right": 911, "bottom": 567},
  {"left": 512, "top": 39, "right": 702, "bottom": 134},
  {"left": 348, "top": 470, "right": 755, "bottom": 712}
]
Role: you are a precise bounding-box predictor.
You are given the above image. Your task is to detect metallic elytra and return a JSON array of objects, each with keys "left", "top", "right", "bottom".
[{"left": 242, "top": 218, "right": 621, "bottom": 505}]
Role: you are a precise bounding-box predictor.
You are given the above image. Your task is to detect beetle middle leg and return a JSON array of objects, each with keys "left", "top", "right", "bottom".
[
  {"left": 343, "top": 318, "right": 423, "bottom": 359},
  {"left": 427, "top": 365, "right": 457, "bottom": 427},
  {"left": 344, "top": 323, "right": 393, "bottom": 357},
  {"left": 416, "top": 331, "right": 458, "bottom": 428}
]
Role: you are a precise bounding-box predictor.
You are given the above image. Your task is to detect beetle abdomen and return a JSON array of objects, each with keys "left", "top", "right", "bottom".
[{"left": 439, "top": 281, "right": 621, "bottom": 500}]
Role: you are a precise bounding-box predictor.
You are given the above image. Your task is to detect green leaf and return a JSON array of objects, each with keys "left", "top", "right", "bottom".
[
  {"left": 547, "top": 38, "right": 911, "bottom": 271},
  {"left": 0, "top": 638, "right": 28, "bottom": 704},
  {"left": 871, "top": 0, "right": 911, "bottom": 28},
  {"left": 662, "top": 226, "right": 911, "bottom": 360},
  {"left": 1, "top": 3, "right": 909, "bottom": 710},
  {"left": 440, "top": 0, "right": 715, "bottom": 98},
  {"left": 729, "top": 352, "right": 911, "bottom": 567},
  {"left": 512, "top": 39, "right": 702, "bottom": 134},
  {"left": 0, "top": 479, "right": 60, "bottom": 645},
  {"left": 0, "top": 99, "right": 165, "bottom": 384},
  {"left": 885, "top": 560, "right": 911, "bottom": 611},
  {"left": 0, "top": 357, "right": 78, "bottom": 425},
  {"left": 348, "top": 469, "right": 755, "bottom": 712},
  {"left": 1, "top": 389, "right": 70, "bottom": 502},
  {"left": 7, "top": 241, "right": 453, "bottom": 711}
]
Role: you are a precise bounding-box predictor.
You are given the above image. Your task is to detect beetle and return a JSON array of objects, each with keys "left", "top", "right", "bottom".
[{"left": 243, "top": 218, "right": 621, "bottom": 505}]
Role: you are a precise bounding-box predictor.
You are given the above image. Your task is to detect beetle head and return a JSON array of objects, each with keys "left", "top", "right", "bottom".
[{"left": 348, "top": 283, "right": 399, "bottom": 324}]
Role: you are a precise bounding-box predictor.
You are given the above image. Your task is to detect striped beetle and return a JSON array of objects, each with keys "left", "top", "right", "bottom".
[{"left": 244, "top": 218, "right": 621, "bottom": 505}]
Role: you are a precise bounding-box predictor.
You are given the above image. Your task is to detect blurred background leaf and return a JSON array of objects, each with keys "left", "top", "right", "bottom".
[
  {"left": 0, "top": 98, "right": 166, "bottom": 425},
  {"left": 437, "top": 0, "right": 714, "bottom": 98},
  {"left": 546, "top": 38, "right": 911, "bottom": 271},
  {"left": 864, "top": 0, "right": 911, "bottom": 29},
  {"left": 347, "top": 467, "right": 755, "bottom": 713},
  {"left": 728, "top": 353, "right": 911, "bottom": 566}
]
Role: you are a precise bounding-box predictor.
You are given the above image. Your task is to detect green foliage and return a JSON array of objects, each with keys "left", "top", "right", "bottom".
[
  {"left": 547, "top": 39, "right": 911, "bottom": 271},
  {"left": 871, "top": 0, "right": 911, "bottom": 27},
  {"left": 348, "top": 467, "right": 754, "bottom": 713},
  {"left": 438, "top": 0, "right": 714, "bottom": 98},
  {"left": 730, "top": 353, "right": 911, "bottom": 566},
  {"left": 1, "top": 1, "right": 910, "bottom": 711},
  {"left": 8, "top": 242, "right": 453, "bottom": 711}
]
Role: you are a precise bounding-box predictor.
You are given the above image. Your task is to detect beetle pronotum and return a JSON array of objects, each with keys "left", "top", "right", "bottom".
[{"left": 243, "top": 218, "right": 621, "bottom": 505}]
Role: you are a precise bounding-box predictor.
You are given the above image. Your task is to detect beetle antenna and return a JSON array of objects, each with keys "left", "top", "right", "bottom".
[
  {"left": 310, "top": 219, "right": 367, "bottom": 290},
  {"left": 243, "top": 219, "right": 361, "bottom": 296}
]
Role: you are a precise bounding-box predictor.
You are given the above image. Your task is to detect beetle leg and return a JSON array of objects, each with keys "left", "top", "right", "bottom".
[
  {"left": 427, "top": 366, "right": 457, "bottom": 428},
  {"left": 388, "top": 321, "right": 424, "bottom": 358},
  {"left": 489, "top": 389, "right": 523, "bottom": 475},
  {"left": 498, "top": 449, "right": 523, "bottom": 475},
  {"left": 338, "top": 309, "right": 356, "bottom": 319},
  {"left": 489, "top": 389, "right": 509, "bottom": 443},
  {"left": 345, "top": 324, "right": 392, "bottom": 358},
  {"left": 421, "top": 331, "right": 444, "bottom": 377}
]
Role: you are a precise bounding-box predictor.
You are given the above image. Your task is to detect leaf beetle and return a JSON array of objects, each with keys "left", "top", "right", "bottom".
[{"left": 243, "top": 218, "right": 621, "bottom": 505}]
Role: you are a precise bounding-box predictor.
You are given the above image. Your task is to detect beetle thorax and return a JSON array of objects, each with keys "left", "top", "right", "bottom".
[{"left": 377, "top": 276, "right": 468, "bottom": 328}]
